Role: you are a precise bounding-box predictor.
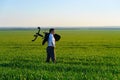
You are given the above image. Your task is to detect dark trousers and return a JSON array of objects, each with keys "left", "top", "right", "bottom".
[{"left": 46, "top": 46, "right": 56, "bottom": 63}]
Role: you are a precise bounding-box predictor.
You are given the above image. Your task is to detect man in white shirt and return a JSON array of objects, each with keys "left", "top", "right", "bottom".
[{"left": 46, "top": 28, "right": 56, "bottom": 63}]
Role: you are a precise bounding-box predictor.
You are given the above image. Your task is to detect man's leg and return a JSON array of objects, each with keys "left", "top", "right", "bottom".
[
  {"left": 51, "top": 47, "right": 56, "bottom": 63},
  {"left": 46, "top": 47, "right": 50, "bottom": 62}
]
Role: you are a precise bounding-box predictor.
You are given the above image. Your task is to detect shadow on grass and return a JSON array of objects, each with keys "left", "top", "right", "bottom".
[
  {"left": 102, "top": 44, "right": 120, "bottom": 48},
  {"left": 0, "top": 56, "right": 120, "bottom": 74}
]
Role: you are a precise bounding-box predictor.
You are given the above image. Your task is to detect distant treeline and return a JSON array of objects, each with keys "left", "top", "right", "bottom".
[{"left": 0, "top": 27, "right": 120, "bottom": 30}]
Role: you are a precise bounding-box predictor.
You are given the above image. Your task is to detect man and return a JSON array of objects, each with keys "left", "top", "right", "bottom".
[{"left": 46, "top": 28, "right": 56, "bottom": 63}]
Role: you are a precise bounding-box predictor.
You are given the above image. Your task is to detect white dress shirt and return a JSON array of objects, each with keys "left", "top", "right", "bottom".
[{"left": 48, "top": 33, "right": 55, "bottom": 47}]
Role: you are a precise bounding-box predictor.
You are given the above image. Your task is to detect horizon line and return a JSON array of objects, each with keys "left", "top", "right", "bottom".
[
  {"left": 0, "top": 26, "right": 120, "bottom": 29},
  {"left": 0, "top": 26, "right": 120, "bottom": 28}
]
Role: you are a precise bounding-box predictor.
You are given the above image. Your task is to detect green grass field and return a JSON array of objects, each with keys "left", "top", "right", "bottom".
[{"left": 0, "top": 29, "right": 120, "bottom": 80}]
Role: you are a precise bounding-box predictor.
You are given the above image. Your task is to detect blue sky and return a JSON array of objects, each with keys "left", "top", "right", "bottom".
[{"left": 0, "top": 0, "right": 120, "bottom": 27}]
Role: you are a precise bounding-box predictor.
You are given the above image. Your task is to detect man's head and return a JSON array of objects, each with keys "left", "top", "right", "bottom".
[{"left": 49, "top": 28, "right": 55, "bottom": 34}]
